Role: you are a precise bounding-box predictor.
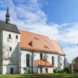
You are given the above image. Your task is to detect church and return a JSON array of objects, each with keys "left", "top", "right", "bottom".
[{"left": 0, "top": 5, "right": 65, "bottom": 74}]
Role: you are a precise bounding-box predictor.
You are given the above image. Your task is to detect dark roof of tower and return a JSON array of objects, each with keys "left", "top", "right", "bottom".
[{"left": 0, "top": 21, "right": 20, "bottom": 34}]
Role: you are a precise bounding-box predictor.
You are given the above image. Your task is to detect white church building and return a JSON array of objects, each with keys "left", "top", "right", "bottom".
[{"left": 0, "top": 5, "right": 66, "bottom": 74}]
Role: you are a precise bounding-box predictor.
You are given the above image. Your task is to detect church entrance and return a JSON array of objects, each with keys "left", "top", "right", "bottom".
[{"left": 10, "top": 68, "right": 14, "bottom": 74}]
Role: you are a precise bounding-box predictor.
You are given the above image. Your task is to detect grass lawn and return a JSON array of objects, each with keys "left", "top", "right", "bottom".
[{"left": 0, "top": 73, "right": 78, "bottom": 78}]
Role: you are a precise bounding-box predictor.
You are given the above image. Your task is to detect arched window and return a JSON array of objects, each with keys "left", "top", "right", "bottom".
[
  {"left": 52, "top": 56, "right": 54, "bottom": 66},
  {"left": 40, "top": 53, "right": 43, "bottom": 60},
  {"left": 26, "top": 54, "right": 30, "bottom": 67}
]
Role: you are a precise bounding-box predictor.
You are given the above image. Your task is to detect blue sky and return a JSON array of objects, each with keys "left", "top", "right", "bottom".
[
  {"left": 0, "top": 0, "right": 78, "bottom": 63},
  {"left": 41, "top": 0, "right": 78, "bottom": 24}
]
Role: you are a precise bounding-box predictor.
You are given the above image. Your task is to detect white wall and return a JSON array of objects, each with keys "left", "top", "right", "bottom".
[
  {"left": 2, "top": 30, "right": 20, "bottom": 74},
  {"left": 33, "top": 51, "right": 58, "bottom": 68},
  {"left": 60, "top": 55, "right": 65, "bottom": 70},
  {"left": 0, "top": 29, "right": 2, "bottom": 74},
  {"left": 38, "top": 67, "right": 53, "bottom": 73},
  {"left": 2, "top": 65, "right": 18, "bottom": 74},
  {"left": 19, "top": 50, "right": 32, "bottom": 74},
  {"left": 19, "top": 50, "right": 65, "bottom": 74},
  {"left": 19, "top": 50, "right": 32, "bottom": 67}
]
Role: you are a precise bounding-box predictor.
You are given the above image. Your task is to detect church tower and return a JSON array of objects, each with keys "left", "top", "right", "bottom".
[{"left": 5, "top": 2, "right": 10, "bottom": 24}]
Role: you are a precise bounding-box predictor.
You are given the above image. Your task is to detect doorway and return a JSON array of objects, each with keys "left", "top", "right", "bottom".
[
  {"left": 45, "top": 68, "right": 48, "bottom": 73},
  {"left": 10, "top": 68, "right": 14, "bottom": 74}
]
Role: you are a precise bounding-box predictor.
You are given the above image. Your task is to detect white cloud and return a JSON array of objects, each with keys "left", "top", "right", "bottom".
[
  {"left": 0, "top": 0, "right": 78, "bottom": 63},
  {"left": 64, "top": 46, "right": 78, "bottom": 63}
]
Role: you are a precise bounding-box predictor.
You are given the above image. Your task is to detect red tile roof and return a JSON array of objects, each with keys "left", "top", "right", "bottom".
[
  {"left": 36, "top": 60, "right": 52, "bottom": 66},
  {"left": 19, "top": 29, "right": 65, "bottom": 55},
  {"left": 51, "top": 40, "right": 65, "bottom": 55}
]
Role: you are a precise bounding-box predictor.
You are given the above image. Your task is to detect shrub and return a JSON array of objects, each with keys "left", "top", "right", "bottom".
[
  {"left": 58, "top": 70, "right": 61, "bottom": 73},
  {"left": 64, "top": 66, "right": 69, "bottom": 73},
  {"left": 28, "top": 69, "right": 31, "bottom": 74},
  {"left": 58, "top": 70, "right": 64, "bottom": 73},
  {"left": 53, "top": 68, "right": 58, "bottom": 73},
  {"left": 53, "top": 68, "right": 65, "bottom": 73}
]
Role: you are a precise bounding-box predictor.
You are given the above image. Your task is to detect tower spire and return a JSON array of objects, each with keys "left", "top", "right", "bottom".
[{"left": 5, "top": 2, "right": 10, "bottom": 24}]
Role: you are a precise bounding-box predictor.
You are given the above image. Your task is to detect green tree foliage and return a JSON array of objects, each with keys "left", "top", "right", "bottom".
[
  {"left": 28, "top": 69, "right": 31, "bottom": 74},
  {"left": 64, "top": 66, "right": 69, "bottom": 73},
  {"left": 53, "top": 68, "right": 58, "bottom": 73}
]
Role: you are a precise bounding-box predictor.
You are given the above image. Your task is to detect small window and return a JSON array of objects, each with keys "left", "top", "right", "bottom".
[
  {"left": 16, "top": 35, "right": 18, "bottom": 39},
  {"left": 9, "top": 34, "right": 11, "bottom": 38},
  {"left": 9, "top": 47, "right": 12, "bottom": 51}
]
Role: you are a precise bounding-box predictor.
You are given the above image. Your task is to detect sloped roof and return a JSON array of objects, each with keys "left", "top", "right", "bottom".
[
  {"left": 36, "top": 60, "right": 52, "bottom": 67},
  {"left": 0, "top": 21, "right": 20, "bottom": 34},
  {"left": 51, "top": 40, "right": 65, "bottom": 55},
  {"left": 19, "top": 29, "right": 65, "bottom": 55}
]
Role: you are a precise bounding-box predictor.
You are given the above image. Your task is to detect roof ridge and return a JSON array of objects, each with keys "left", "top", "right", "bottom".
[
  {"left": 0, "top": 20, "right": 16, "bottom": 26},
  {"left": 19, "top": 29, "right": 48, "bottom": 38}
]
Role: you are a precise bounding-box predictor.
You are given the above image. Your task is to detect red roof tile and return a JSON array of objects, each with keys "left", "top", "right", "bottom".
[
  {"left": 19, "top": 29, "right": 65, "bottom": 55},
  {"left": 51, "top": 40, "right": 65, "bottom": 55},
  {"left": 36, "top": 60, "right": 52, "bottom": 66}
]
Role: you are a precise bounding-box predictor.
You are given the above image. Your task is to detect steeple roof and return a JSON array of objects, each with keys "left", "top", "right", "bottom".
[
  {"left": 5, "top": 2, "right": 10, "bottom": 24},
  {"left": 0, "top": 21, "right": 20, "bottom": 34}
]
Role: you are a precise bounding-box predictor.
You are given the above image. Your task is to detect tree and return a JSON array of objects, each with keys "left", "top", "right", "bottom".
[
  {"left": 64, "top": 66, "right": 69, "bottom": 73},
  {"left": 0, "top": 44, "right": 14, "bottom": 74},
  {"left": 0, "top": 45, "right": 10, "bottom": 64}
]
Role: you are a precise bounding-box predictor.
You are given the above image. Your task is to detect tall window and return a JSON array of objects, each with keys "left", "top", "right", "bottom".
[
  {"left": 26, "top": 54, "right": 30, "bottom": 67},
  {"left": 9, "top": 34, "right": 11, "bottom": 38},
  {"left": 40, "top": 53, "right": 43, "bottom": 60},
  {"left": 52, "top": 56, "right": 54, "bottom": 66},
  {"left": 40, "top": 67, "right": 42, "bottom": 73}
]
